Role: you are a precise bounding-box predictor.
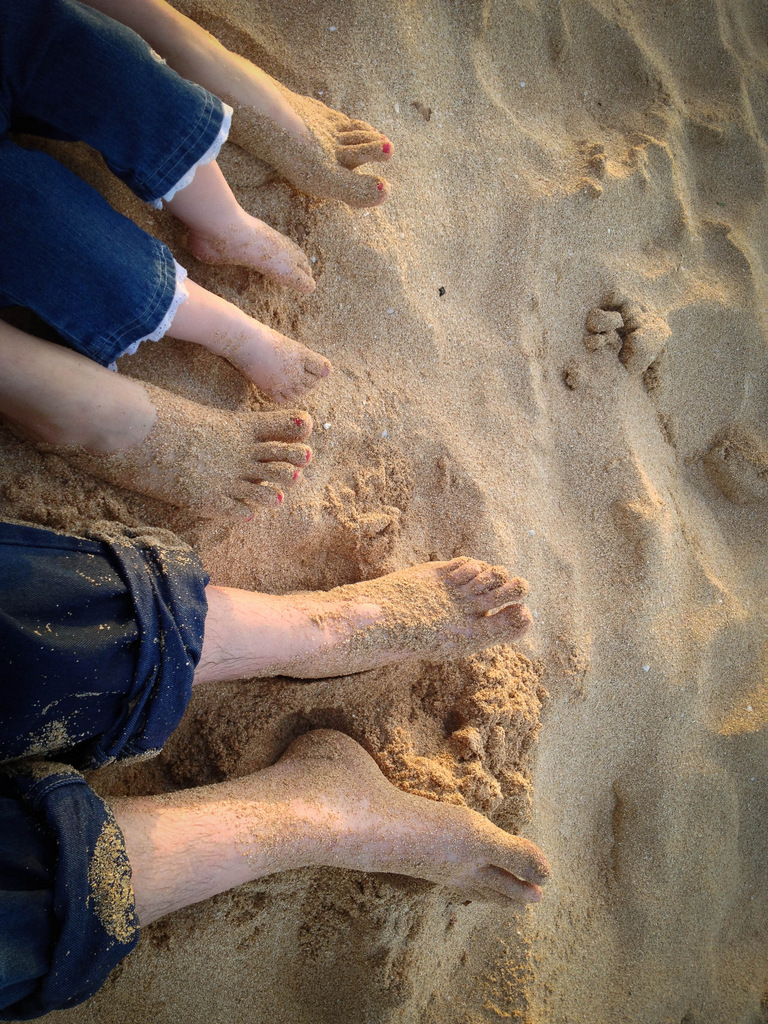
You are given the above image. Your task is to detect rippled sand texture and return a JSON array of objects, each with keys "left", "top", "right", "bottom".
[{"left": 9, "top": 0, "right": 766, "bottom": 1021}]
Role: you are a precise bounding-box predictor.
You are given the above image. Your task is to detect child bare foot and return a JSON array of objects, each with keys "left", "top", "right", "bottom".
[
  {"left": 81, "top": 0, "right": 393, "bottom": 208},
  {"left": 195, "top": 558, "right": 533, "bottom": 683},
  {"left": 53, "top": 381, "right": 314, "bottom": 518},
  {"left": 168, "top": 279, "right": 331, "bottom": 404},
  {"left": 115, "top": 730, "right": 549, "bottom": 927},
  {"left": 186, "top": 214, "right": 315, "bottom": 295},
  {"left": 164, "top": 161, "right": 315, "bottom": 294}
]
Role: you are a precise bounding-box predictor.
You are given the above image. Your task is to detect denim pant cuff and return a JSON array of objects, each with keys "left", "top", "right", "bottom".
[{"left": 0, "top": 762, "right": 139, "bottom": 1020}]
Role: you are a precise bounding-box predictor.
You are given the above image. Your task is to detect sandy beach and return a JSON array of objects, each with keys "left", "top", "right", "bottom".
[{"left": 3, "top": 0, "right": 766, "bottom": 1020}]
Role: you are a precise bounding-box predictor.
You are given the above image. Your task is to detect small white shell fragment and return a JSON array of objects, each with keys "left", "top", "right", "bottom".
[
  {"left": 642, "top": 665, "right": 650, "bottom": 672},
  {"left": 323, "top": 422, "right": 331, "bottom": 430},
  {"left": 381, "top": 429, "right": 388, "bottom": 438},
  {"left": 747, "top": 704, "right": 754, "bottom": 712}
]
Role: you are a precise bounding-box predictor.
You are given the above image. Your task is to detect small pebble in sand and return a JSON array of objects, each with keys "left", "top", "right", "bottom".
[
  {"left": 323, "top": 422, "right": 331, "bottom": 430},
  {"left": 747, "top": 705, "right": 754, "bottom": 712},
  {"left": 642, "top": 665, "right": 650, "bottom": 672}
]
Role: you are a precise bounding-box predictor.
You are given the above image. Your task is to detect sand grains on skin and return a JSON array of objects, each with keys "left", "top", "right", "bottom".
[
  {"left": 57, "top": 381, "right": 313, "bottom": 517},
  {"left": 236, "top": 730, "right": 550, "bottom": 902},
  {"left": 237, "top": 557, "right": 534, "bottom": 681}
]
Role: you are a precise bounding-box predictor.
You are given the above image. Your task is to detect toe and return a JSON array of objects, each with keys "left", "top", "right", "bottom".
[
  {"left": 253, "top": 441, "right": 312, "bottom": 467},
  {"left": 245, "top": 461, "right": 303, "bottom": 489},
  {"left": 474, "top": 577, "right": 529, "bottom": 614},
  {"left": 230, "top": 481, "right": 285, "bottom": 511},
  {"left": 338, "top": 141, "right": 395, "bottom": 169},
  {"left": 488, "top": 602, "right": 533, "bottom": 635},
  {"left": 302, "top": 352, "right": 333, "bottom": 379},
  {"left": 250, "top": 410, "right": 313, "bottom": 443},
  {"left": 447, "top": 558, "right": 489, "bottom": 585},
  {"left": 463, "top": 565, "right": 509, "bottom": 595}
]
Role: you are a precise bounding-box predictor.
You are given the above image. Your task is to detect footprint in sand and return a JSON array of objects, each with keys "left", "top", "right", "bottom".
[{"left": 704, "top": 425, "right": 768, "bottom": 504}]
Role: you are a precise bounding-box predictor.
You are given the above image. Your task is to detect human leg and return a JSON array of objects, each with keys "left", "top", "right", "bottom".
[
  {"left": 2, "top": 0, "right": 314, "bottom": 292},
  {"left": 78, "top": 0, "right": 394, "bottom": 208},
  {"left": 0, "top": 520, "right": 208, "bottom": 768},
  {"left": 194, "top": 558, "right": 531, "bottom": 685},
  {"left": 111, "top": 730, "right": 549, "bottom": 929},
  {"left": 0, "top": 762, "right": 139, "bottom": 1018},
  {"left": 0, "top": 143, "right": 330, "bottom": 398},
  {"left": 0, "top": 321, "right": 314, "bottom": 516}
]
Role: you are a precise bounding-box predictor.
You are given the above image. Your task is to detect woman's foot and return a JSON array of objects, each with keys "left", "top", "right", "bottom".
[
  {"left": 195, "top": 558, "right": 532, "bottom": 684},
  {"left": 168, "top": 279, "right": 331, "bottom": 404},
  {"left": 113, "top": 730, "right": 549, "bottom": 927},
  {"left": 228, "top": 84, "right": 393, "bottom": 209},
  {"left": 53, "top": 380, "right": 314, "bottom": 518}
]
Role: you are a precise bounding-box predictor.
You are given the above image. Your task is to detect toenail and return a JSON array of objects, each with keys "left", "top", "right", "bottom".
[
  {"left": 244, "top": 514, "right": 254, "bottom": 522},
  {"left": 292, "top": 417, "right": 303, "bottom": 428},
  {"left": 277, "top": 491, "right": 284, "bottom": 505},
  {"left": 377, "top": 182, "right": 384, "bottom": 191},
  {"left": 382, "top": 142, "right": 391, "bottom": 154},
  {"left": 305, "top": 449, "right": 311, "bottom": 462},
  {"left": 293, "top": 469, "right": 300, "bottom": 480}
]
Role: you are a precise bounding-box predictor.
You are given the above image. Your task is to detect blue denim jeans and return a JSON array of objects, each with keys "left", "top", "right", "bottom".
[
  {"left": 0, "top": 0, "right": 228, "bottom": 366},
  {"left": 0, "top": 520, "right": 209, "bottom": 1020}
]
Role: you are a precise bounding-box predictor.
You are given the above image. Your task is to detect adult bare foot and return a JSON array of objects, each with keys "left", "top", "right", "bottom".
[
  {"left": 80, "top": 0, "right": 392, "bottom": 208},
  {"left": 228, "top": 84, "right": 393, "bottom": 209},
  {"left": 168, "top": 280, "right": 331, "bottom": 404},
  {"left": 195, "top": 558, "right": 532, "bottom": 684},
  {"left": 113, "top": 730, "right": 549, "bottom": 926},
  {"left": 54, "top": 381, "right": 314, "bottom": 518}
]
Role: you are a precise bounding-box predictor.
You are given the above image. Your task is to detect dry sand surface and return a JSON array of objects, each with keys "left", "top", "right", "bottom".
[{"left": 3, "top": 0, "right": 766, "bottom": 1020}]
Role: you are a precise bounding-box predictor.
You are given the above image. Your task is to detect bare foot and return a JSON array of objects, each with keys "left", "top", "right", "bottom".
[
  {"left": 187, "top": 213, "right": 316, "bottom": 295},
  {"left": 168, "top": 280, "right": 332, "bottom": 404},
  {"left": 115, "top": 730, "right": 549, "bottom": 926},
  {"left": 228, "top": 83, "right": 393, "bottom": 209},
  {"left": 54, "top": 380, "right": 314, "bottom": 518},
  {"left": 165, "top": 161, "right": 316, "bottom": 294},
  {"left": 195, "top": 558, "right": 532, "bottom": 683},
  {"left": 237, "top": 730, "right": 550, "bottom": 902}
]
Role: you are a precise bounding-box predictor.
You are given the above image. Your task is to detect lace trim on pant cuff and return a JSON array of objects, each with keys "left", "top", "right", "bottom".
[
  {"left": 108, "top": 261, "right": 188, "bottom": 370},
  {"left": 148, "top": 102, "right": 233, "bottom": 209}
]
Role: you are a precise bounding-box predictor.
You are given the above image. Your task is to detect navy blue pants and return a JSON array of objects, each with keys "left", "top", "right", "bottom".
[
  {"left": 0, "top": 521, "right": 209, "bottom": 1020},
  {"left": 0, "top": 0, "right": 228, "bottom": 365}
]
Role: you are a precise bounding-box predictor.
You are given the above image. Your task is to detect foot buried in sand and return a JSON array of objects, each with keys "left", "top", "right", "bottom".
[
  {"left": 187, "top": 213, "right": 316, "bottom": 295},
  {"left": 239, "top": 730, "right": 550, "bottom": 903},
  {"left": 56, "top": 380, "right": 314, "bottom": 518},
  {"left": 228, "top": 82, "right": 394, "bottom": 209}
]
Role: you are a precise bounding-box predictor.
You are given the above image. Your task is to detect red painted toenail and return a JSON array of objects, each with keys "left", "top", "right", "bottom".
[
  {"left": 293, "top": 469, "right": 300, "bottom": 480},
  {"left": 377, "top": 182, "right": 384, "bottom": 191},
  {"left": 383, "top": 142, "right": 391, "bottom": 154},
  {"left": 305, "top": 449, "right": 311, "bottom": 462},
  {"left": 245, "top": 514, "right": 254, "bottom": 522},
  {"left": 292, "top": 417, "right": 303, "bottom": 427},
  {"left": 277, "top": 491, "right": 284, "bottom": 505}
]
